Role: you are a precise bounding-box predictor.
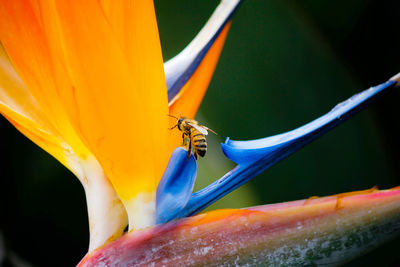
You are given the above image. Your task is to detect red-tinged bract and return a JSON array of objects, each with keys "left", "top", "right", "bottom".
[{"left": 79, "top": 187, "right": 400, "bottom": 266}]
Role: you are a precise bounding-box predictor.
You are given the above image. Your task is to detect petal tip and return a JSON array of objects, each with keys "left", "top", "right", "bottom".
[{"left": 390, "top": 72, "right": 400, "bottom": 84}]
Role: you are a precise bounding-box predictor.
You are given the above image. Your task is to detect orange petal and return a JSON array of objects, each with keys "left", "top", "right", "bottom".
[
  {"left": 1, "top": 109, "right": 68, "bottom": 167},
  {"left": 169, "top": 23, "right": 231, "bottom": 118},
  {"left": 0, "top": 42, "right": 50, "bottom": 131},
  {"left": 0, "top": 8, "right": 128, "bottom": 247},
  {"left": 168, "top": 23, "right": 231, "bottom": 147},
  {"left": 0, "top": 0, "right": 61, "bottom": 129},
  {"left": 0, "top": 41, "right": 70, "bottom": 168},
  {"left": 99, "top": 0, "right": 171, "bottom": 186},
  {"left": 0, "top": 1, "right": 91, "bottom": 159},
  {"left": 38, "top": 0, "right": 169, "bottom": 227}
]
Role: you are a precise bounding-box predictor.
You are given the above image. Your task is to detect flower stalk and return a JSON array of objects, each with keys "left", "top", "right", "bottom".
[{"left": 70, "top": 155, "right": 128, "bottom": 252}]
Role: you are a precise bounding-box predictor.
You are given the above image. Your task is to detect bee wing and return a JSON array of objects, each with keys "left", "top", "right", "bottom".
[
  {"left": 188, "top": 123, "right": 209, "bottom": 135},
  {"left": 197, "top": 124, "right": 217, "bottom": 135},
  {"left": 204, "top": 126, "right": 217, "bottom": 135}
]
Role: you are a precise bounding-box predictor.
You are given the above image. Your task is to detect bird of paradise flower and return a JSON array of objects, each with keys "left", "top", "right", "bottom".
[{"left": 1, "top": 0, "right": 400, "bottom": 266}]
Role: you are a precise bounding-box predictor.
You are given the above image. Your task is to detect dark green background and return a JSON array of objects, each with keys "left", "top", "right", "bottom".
[{"left": 1, "top": 0, "right": 399, "bottom": 266}]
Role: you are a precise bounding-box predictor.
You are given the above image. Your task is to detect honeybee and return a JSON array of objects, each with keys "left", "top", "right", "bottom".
[{"left": 168, "top": 115, "right": 216, "bottom": 159}]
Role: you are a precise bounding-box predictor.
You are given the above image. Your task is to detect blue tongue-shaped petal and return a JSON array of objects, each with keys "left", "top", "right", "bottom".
[
  {"left": 156, "top": 147, "right": 197, "bottom": 224},
  {"left": 181, "top": 77, "right": 398, "bottom": 218},
  {"left": 222, "top": 80, "right": 397, "bottom": 166}
]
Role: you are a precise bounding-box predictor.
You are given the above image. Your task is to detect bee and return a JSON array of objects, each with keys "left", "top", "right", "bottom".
[{"left": 168, "top": 115, "right": 216, "bottom": 159}]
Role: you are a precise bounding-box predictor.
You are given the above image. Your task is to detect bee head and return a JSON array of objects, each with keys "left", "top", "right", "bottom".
[
  {"left": 177, "top": 118, "right": 183, "bottom": 130},
  {"left": 167, "top": 114, "right": 185, "bottom": 131}
]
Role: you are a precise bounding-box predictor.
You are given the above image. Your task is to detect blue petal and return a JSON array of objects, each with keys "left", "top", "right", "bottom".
[
  {"left": 175, "top": 77, "right": 398, "bottom": 218},
  {"left": 164, "top": 0, "right": 242, "bottom": 102},
  {"left": 156, "top": 147, "right": 197, "bottom": 224}
]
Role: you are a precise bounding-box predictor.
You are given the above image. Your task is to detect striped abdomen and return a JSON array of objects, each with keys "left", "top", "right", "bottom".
[{"left": 191, "top": 129, "right": 207, "bottom": 158}]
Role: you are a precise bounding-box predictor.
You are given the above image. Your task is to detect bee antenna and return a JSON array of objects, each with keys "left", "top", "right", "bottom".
[{"left": 167, "top": 114, "right": 178, "bottom": 120}]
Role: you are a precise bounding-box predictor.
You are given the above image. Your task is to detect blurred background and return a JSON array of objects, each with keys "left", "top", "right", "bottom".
[{"left": 1, "top": 0, "right": 400, "bottom": 266}]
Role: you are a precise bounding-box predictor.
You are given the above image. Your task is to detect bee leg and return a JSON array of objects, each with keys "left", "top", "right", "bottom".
[
  {"left": 187, "top": 142, "right": 192, "bottom": 158},
  {"left": 194, "top": 152, "right": 198, "bottom": 160},
  {"left": 169, "top": 124, "right": 178, "bottom": 130},
  {"left": 182, "top": 133, "right": 186, "bottom": 145},
  {"left": 187, "top": 133, "right": 192, "bottom": 158}
]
